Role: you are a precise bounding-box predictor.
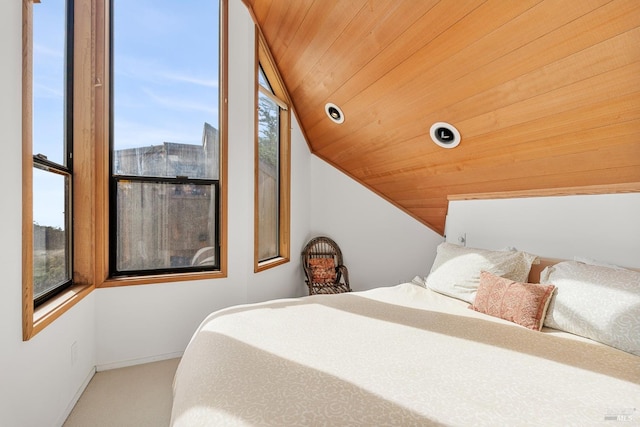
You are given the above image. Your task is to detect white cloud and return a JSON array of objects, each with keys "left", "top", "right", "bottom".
[
  {"left": 34, "top": 82, "right": 64, "bottom": 99},
  {"left": 159, "top": 72, "right": 219, "bottom": 89},
  {"left": 142, "top": 87, "right": 218, "bottom": 116},
  {"left": 114, "top": 53, "right": 217, "bottom": 84},
  {"left": 34, "top": 43, "right": 64, "bottom": 59}
]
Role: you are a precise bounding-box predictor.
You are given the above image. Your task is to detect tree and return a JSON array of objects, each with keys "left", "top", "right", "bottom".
[{"left": 258, "top": 94, "right": 278, "bottom": 168}]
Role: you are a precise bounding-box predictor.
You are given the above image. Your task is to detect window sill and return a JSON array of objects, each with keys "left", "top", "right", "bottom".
[
  {"left": 256, "top": 256, "right": 289, "bottom": 273},
  {"left": 26, "top": 282, "right": 94, "bottom": 341},
  {"left": 98, "top": 269, "right": 227, "bottom": 288}
]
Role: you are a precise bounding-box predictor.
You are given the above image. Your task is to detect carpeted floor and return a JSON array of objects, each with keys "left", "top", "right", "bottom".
[{"left": 63, "top": 358, "right": 180, "bottom": 427}]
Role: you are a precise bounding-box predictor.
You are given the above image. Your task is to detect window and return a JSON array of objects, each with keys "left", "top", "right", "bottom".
[
  {"left": 255, "top": 32, "right": 290, "bottom": 271},
  {"left": 110, "top": 0, "right": 225, "bottom": 276},
  {"left": 103, "top": 0, "right": 227, "bottom": 286},
  {"left": 31, "top": 0, "right": 73, "bottom": 306},
  {"left": 23, "top": 0, "right": 93, "bottom": 341},
  {"left": 22, "top": 0, "right": 228, "bottom": 339},
  {"left": 110, "top": 0, "right": 223, "bottom": 277}
]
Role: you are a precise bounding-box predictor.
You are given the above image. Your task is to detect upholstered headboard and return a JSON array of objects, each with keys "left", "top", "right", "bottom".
[{"left": 528, "top": 258, "right": 563, "bottom": 283}]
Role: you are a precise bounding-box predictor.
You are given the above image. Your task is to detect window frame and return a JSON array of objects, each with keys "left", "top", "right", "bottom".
[
  {"left": 22, "top": 0, "right": 94, "bottom": 340},
  {"left": 101, "top": 0, "right": 228, "bottom": 287},
  {"left": 22, "top": 0, "right": 229, "bottom": 340},
  {"left": 107, "top": 1, "right": 225, "bottom": 280},
  {"left": 254, "top": 29, "right": 291, "bottom": 272},
  {"left": 30, "top": 0, "right": 74, "bottom": 308}
]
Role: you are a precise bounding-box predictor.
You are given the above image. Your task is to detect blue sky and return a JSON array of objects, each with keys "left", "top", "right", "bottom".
[
  {"left": 33, "top": 1, "right": 66, "bottom": 229},
  {"left": 112, "top": 0, "right": 220, "bottom": 149},
  {"left": 32, "top": 0, "right": 220, "bottom": 228}
]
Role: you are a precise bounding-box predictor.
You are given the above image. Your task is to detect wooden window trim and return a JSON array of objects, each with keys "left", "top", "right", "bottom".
[
  {"left": 254, "top": 28, "right": 291, "bottom": 273},
  {"left": 96, "top": 0, "right": 228, "bottom": 288},
  {"left": 98, "top": 0, "right": 228, "bottom": 286},
  {"left": 22, "top": 0, "right": 35, "bottom": 341},
  {"left": 258, "top": 85, "right": 288, "bottom": 110},
  {"left": 447, "top": 182, "right": 640, "bottom": 201},
  {"left": 22, "top": 0, "right": 95, "bottom": 340}
]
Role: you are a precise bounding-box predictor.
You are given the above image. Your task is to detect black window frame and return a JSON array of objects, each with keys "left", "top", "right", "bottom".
[{"left": 108, "top": 176, "right": 221, "bottom": 277}]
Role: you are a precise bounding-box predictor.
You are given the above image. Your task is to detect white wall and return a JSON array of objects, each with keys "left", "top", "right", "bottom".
[
  {"left": 445, "top": 193, "right": 640, "bottom": 268},
  {"left": 0, "top": 3, "right": 97, "bottom": 427},
  {"left": 310, "top": 158, "right": 444, "bottom": 289}
]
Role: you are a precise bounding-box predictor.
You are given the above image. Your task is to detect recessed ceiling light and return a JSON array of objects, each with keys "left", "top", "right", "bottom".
[
  {"left": 430, "top": 122, "right": 460, "bottom": 149},
  {"left": 325, "top": 103, "right": 344, "bottom": 124}
]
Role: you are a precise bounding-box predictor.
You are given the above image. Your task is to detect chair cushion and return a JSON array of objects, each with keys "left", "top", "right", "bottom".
[{"left": 309, "top": 258, "right": 336, "bottom": 284}]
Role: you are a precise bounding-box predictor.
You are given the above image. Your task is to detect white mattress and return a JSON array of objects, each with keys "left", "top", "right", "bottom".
[{"left": 171, "top": 283, "right": 640, "bottom": 426}]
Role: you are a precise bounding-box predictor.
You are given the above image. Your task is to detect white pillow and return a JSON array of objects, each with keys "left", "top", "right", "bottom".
[
  {"left": 541, "top": 261, "right": 640, "bottom": 356},
  {"left": 426, "top": 242, "right": 538, "bottom": 303},
  {"left": 572, "top": 256, "right": 624, "bottom": 270}
]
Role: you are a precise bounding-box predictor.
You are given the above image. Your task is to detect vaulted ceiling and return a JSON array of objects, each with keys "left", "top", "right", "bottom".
[{"left": 242, "top": 0, "right": 640, "bottom": 234}]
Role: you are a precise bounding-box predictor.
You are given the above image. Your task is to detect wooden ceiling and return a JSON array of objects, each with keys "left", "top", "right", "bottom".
[{"left": 242, "top": 0, "right": 640, "bottom": 234}]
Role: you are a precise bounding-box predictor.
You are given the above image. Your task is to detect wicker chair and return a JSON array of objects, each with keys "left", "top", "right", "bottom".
[{"left": 301, "top": 236, "right": 351, "bottom": 295}]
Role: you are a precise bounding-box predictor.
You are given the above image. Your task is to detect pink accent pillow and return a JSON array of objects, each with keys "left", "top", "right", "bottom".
[
  {"left": 309, "top": 258, "right": 336, "bottom": 284},
  {"left": 470, "top": 271, "right": 555, "bottom": 331}
]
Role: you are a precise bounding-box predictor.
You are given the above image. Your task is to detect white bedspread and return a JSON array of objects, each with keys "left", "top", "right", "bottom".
[{"left": 171, "top": 283, "right": 640, "bottom": 426}]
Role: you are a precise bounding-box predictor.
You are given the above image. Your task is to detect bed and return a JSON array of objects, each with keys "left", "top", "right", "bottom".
[{"left": 171, "top": 243, "right": 640, "bottom": 426}]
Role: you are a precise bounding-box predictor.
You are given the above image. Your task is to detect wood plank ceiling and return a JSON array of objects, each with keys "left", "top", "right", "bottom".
[{"left": 242, "top": 0, "right": 640, "bottom": 235}]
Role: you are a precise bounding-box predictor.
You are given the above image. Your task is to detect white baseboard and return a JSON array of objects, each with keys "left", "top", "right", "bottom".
[
  {"left": 96, "top": 351, "right": 184, "bottom": 372},
  {"left": 56, "top": 365, "right": 96, "bottom": 427}
]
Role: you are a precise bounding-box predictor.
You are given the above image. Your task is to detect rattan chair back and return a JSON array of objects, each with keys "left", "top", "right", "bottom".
[{"left": 301, "top": 236, "right": 351, "bottom": 295}]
